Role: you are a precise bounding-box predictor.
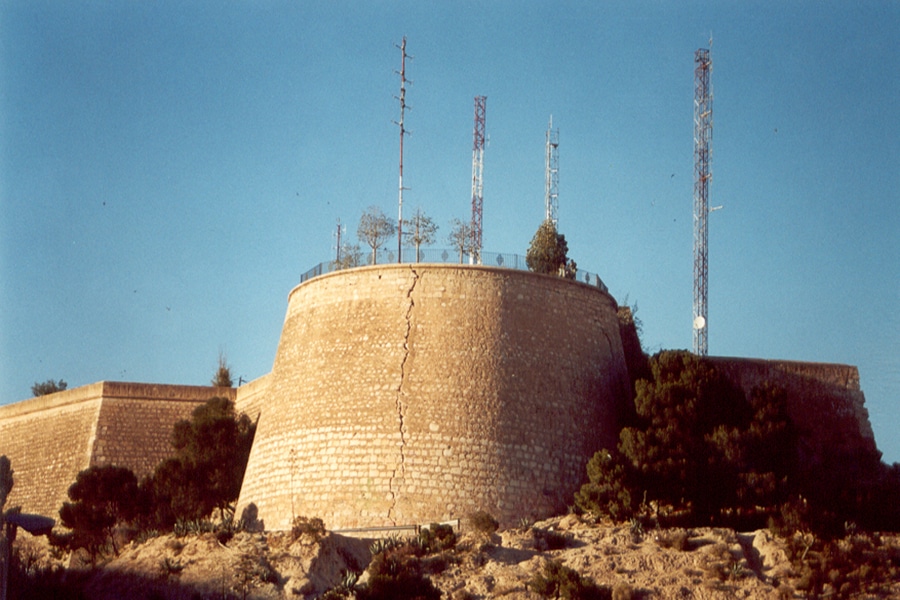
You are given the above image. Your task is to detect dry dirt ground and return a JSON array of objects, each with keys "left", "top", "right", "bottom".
[{"left": 17, "top": 515, "right": 900, "bottom": 599}]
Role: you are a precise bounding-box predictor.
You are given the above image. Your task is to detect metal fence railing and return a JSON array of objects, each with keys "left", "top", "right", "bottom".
[{"left": 299, "top": 247, "right": 608, "bottom": 292}]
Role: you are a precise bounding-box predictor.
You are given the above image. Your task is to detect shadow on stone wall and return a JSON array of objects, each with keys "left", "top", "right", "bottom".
[{"left": 708, "top": 357, "right": 879, "bottom": 467}]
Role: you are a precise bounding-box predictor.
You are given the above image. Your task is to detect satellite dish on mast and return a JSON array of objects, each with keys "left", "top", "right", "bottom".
[{"left": 693, "top": 315, "right": 706, "bottom": 330}]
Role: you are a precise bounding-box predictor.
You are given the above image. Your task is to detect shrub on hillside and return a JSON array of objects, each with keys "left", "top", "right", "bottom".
[
  {"left": 55, "top": 465, "right": 141, "bottom": 561},
  {"left": 291, "top": 515, "right": 326, "bottom": 543},
  {"left": 356, "top": 544, "right": 442, "bottom": 600},
  {"left": 466, "top": 510, "right": 499, "bottom": 536},
  {"left": 576, "top": 349, "right": 900, "bottom": 536},
  {"left": 576, "top": 351, "right": 795, "bottom": 527},
  {"left": 416, "top": 522, "right": 456, "bottom": 554},
  {"left": 529, "top": 559, "right": 608, "bottom": 600}
]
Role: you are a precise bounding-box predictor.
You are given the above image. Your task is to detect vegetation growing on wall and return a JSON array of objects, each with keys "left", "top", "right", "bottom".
[
  {"left": 616, "top": 303, "right": 651, "bottom": 389},
  {"left": 210, "top": 352, "right": 233, "bottom": 388},
  {"left": 30, "top": 379, "right": 67, "bottom": 396}
]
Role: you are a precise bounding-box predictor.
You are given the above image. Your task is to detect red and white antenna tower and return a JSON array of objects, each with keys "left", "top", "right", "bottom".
[
  {"left": 470, "top": 96, "right": 487, "bottom": 264},
  {"left": 545, "top": 116, "right": 559, "bottom": 225},
  {"left": 395, "top": 37, "right": 411, "bottom": 263},
  {"left": 693, "top": 43, "right": 713, "bottom": 356}
]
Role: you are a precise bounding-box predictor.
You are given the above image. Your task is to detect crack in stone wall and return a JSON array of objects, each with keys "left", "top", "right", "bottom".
[{"left": 387, "top": 267, "right": 419, "bottom": 524}]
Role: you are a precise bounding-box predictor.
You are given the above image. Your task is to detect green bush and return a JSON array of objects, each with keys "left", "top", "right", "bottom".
[
  {"left": 466, "top": 510, "right": 499, "bottom": 535},
  {"left": 575, "top": 449, "right": 635, "bottom": 521},
  {"left": 577, "top": 351, "right": 806, "bottom": 529},
  {"left": 141, "top": 397, "right": 256, "bottom": 529},
  {"left": 529, "top": 559, "right": 609, "bottom": 600},
  {"left": 533, "top": 526, "right": 572, "bottom": 550},
  {"left": 56, "top": 465, "right": 141, "bottom": 561},
  {"left": 578, "top": 350, "right": 900, "bottom": 537},
  {"left": 526, "top": 219, "right": 571, "bottom": 276},
  {"left": 357, "top": 544, "right": 442, "bottom": 600},
  {"left": 416, "top": 522, "right": 457, "bottom": 554},
  {"left": 291, "top": 515, "right": 326, "bottom": 543}
]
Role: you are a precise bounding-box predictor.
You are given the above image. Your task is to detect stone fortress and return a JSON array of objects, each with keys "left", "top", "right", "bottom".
[{"left": 0, "top": 262, "right": 878, "bottom": 531}]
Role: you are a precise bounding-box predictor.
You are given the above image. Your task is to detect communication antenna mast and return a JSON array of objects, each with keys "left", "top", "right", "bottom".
[
  {"left": 395, "top": 36, "right": 411, "bottom": 263},
  {"left": 470, "top": 95, "right": 487, "bottom": 264},
  {"left": 333, "top": 218, "right": 345, "bottom": 264},
  {"left": 544, "top": 116, "right": 559, "bottom": 225},
  {"left": 693, "top": 42, "right": 713, "bottom": 356}
]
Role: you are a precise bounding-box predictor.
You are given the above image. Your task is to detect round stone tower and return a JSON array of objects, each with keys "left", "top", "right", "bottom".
[{"left": 236, "top": 264, "right": 630, "bottom": 531}]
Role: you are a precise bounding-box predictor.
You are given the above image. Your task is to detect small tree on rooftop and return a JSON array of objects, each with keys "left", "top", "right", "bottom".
[
  {"left": 526, "top": 219, "right": 569, "bottom": 276},
  {"left": 447, "top": 218, "right": 474, "bottom": 263},
  {"left": 358, "top": 206, "right": 396, "bottom": 265},
  {"left": 332, "top": 242, "right": 363, "bottom": 270},
  {"left": 211, "top": 352, "right": 233, "bottom": 387},
  {"left": 31, "top": 379, "right": 67, "bottom": 397},
  {"left": 402, "top": 208, "right": 438, "bottom": 262}
]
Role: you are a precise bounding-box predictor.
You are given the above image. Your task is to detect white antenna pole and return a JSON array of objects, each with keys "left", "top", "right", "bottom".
[{"left": 395, "top": 37, "right": 411, "bottom": 264}]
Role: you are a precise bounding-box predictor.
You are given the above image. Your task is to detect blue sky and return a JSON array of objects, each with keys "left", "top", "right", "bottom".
[{"left": 1, "top": 2, "right": 897, "bottom": 463}]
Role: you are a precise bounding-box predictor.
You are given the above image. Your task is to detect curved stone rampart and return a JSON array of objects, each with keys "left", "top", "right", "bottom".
[{"left": 236, "top": 264, "right": 632, "bottom": 530}]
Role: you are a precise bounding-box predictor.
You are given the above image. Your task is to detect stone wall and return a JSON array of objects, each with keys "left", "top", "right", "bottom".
[
  {"left": 0, "top": 382, "right": 233, "bottom": 519},
  {"left": 235, "top": 373, "right": 272, "bottom": 424},
  {"left": 708, "top": 357, "right": 877, "bottom": 463},
  {"left": 1, "top": 267, "right": 881, "bottom": 533},
  {"left": 236, "top": 264, "right": 632, "bottom": 531}
]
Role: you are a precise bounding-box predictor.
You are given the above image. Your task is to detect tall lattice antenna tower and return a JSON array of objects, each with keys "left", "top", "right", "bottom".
[
  {"left": 545, "top": 116, "right": 559, "bottom": 225},
  {"left": 395, "top": 37, "right": 411, "bottom": 263},
  {"left": 470, "top": 96, "right": 487, "bottom": 264},
  {"left": 693, "top": 44, "right": 713, "bottom": 356},
  {"left": 334, "top": 218, "right": 344, "bottom": 264}
]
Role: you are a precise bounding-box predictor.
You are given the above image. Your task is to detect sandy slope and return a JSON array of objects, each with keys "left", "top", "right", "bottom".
[{"left": 25, "top": 514, "right": 898, "bottom": 599}]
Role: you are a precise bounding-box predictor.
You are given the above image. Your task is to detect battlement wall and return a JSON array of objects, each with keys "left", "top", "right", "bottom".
[
  {"left": 236, "top": 264, "right": 633, "bottom": 531},
  {"left": 0, "top": 382, "right": 233, "bottom": 518}
]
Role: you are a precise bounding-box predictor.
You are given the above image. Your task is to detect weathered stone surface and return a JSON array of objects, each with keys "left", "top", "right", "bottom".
[
  {"left": 235, "top": 264, "right": 633, "bottom": 531},
  {"left": 0, "top": 265, "right": 880, "bottom": 536},
  {"left": 0, "top": 382, "right": 234, "bottom": 518}
]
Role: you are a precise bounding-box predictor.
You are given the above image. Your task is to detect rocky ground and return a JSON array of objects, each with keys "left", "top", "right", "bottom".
[{"left": 14, "top": 515, "right": 900, "bottom": 599}]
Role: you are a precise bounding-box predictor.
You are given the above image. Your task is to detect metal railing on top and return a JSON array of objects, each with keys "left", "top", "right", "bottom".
[{"left": 299, "top": 248, "right": 608, "bottom": 292}]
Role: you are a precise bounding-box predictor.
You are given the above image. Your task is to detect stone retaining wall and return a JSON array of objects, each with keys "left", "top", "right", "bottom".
[{"left": 0, "top": 382, "right": 233, "bottom": 518}]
